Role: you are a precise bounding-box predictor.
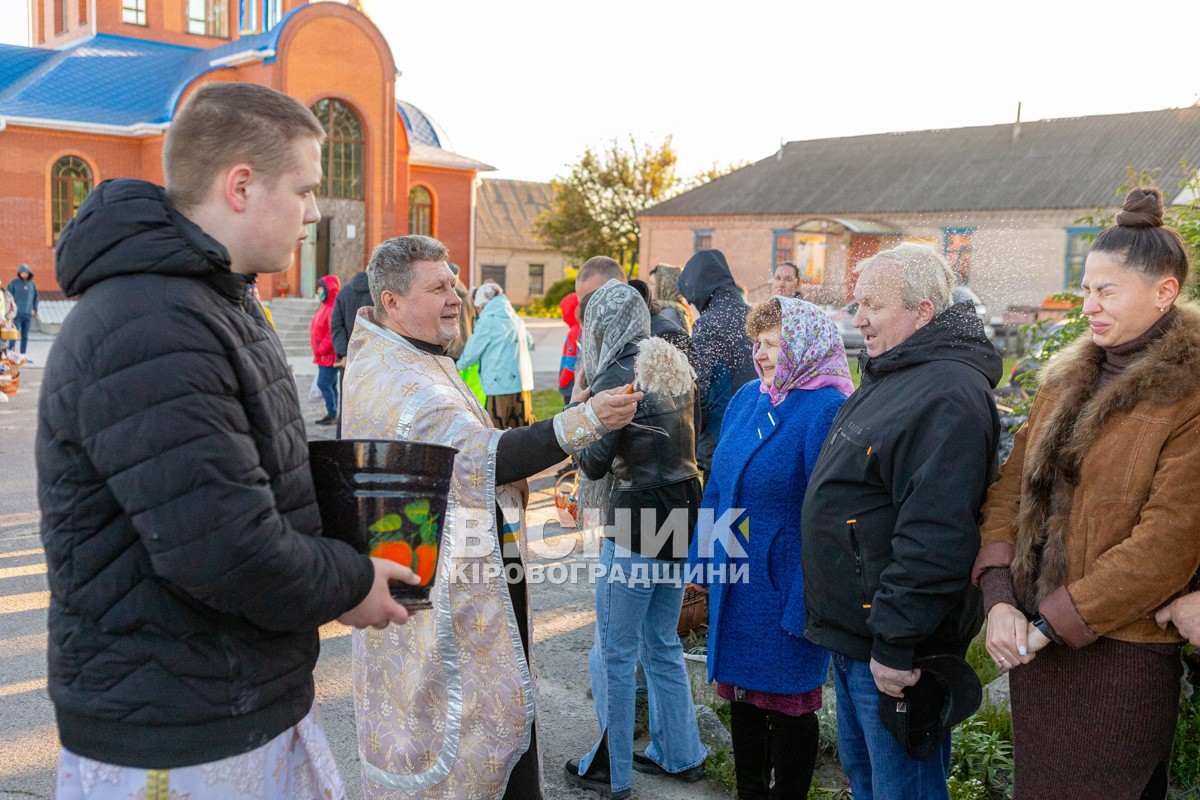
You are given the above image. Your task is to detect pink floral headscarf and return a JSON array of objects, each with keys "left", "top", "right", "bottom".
[{"left": 756, "top": 296, "right": 854, "bottom": 405}]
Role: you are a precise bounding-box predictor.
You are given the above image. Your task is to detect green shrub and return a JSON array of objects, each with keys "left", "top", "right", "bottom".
[
  {"left": 951, "top": 712, "right": 1014, "bottom": 795},
  {"left": 1172, "top": 691, "right": 1200, "bottom": 792},
  {"left": 966, "top": 629, "right": 1001, "bottom": 687},
  {"left": 703, "top": 747, "right": 737, "bottom": 795},
  {"left": 947, "top": 776, "right": 992, "bottom": 800}
]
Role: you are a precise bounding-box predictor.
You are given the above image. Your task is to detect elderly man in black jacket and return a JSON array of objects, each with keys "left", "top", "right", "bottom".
[
  {"left": 801, "top": 243, "right": 1001, "bottom": 800},
  {"left": 38, "top": 82, "right": 416, "bottom": 798}
]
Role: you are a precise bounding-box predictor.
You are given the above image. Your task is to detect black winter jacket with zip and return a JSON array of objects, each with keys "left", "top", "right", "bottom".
[
  {"left": 801, "top": 302, "right": 1001, "bottom": 670},
  {"left": 37, "top": 179, "right": 374, "bottom": 768}
]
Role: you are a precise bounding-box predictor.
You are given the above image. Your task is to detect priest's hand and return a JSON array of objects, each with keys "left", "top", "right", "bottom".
[
  {"left": 590, "top": 386, "right": 643, "bottom": 431},
  {"left": 338, "top": 557, "right": 421, "bottom": 629}
]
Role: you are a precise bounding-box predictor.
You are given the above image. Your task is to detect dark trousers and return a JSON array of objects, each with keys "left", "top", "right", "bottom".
[{"left": 730, "top": 701, "right": 818, "bottom": 800}]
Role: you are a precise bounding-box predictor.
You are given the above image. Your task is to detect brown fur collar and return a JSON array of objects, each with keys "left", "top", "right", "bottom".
[{"left": 1011, "top": 304, "right": 1200, "bottom": 607}]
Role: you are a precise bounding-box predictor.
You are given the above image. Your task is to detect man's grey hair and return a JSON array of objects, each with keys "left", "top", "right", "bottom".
[
  {"left": 577, "top": 256, "right": 626, "bottom": 286},
  {"left": 854, "top": 243, "right": 955, "bottom": 313},
  {"left": 367, "top": 235, "right": 450, "bottom": 312}
]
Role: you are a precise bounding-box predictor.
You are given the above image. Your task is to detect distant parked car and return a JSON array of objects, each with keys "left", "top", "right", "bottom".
[{"left": 826, "top": 301, "right": 864, "bottom": 352}]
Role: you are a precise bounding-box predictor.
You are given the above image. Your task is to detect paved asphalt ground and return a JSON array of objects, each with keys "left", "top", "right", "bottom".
[{"left": 0, "top": 324, "right": 726, "bottom": 800}]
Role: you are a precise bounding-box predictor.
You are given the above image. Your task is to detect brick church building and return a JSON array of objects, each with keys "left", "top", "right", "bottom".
[{"left": 0, "top": 0, "right": 493, "bottom": 299}]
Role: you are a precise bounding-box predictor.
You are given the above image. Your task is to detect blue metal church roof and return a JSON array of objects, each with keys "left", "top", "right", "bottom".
[{"left": 0, "top": 8, "right": 296, "bottom": 127}]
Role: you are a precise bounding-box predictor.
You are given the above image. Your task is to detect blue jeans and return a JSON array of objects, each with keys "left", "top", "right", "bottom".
[
  {"left": 316, "top": 365, "right": 339, "bottom": 417},
  {"left": 8, "top": 314, "right": 31, "bottom": 353},
  {"left": 832, "top": 653, "right": 951, "bottom": 800},
  {"left": 578, "top": 539, "right": 707, "bottom": 792}
]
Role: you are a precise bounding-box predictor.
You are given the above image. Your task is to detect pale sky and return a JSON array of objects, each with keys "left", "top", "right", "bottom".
[{"left": 2, "top": 0, "right": 1199, "bottom": 182}]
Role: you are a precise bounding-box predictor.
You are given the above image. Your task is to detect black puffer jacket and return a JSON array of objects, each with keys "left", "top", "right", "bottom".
[
  {"left": 38, "top": 179, "right": 374, "bottom": 768},
  {"left": 331, "top": 269, "right": 372, "bottom": 360},
  {"left": 801, "top": 302, "right": 1001, "bottom": 670}
]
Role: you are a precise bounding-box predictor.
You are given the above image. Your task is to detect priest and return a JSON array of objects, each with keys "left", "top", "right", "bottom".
[{"left": 342, "top": 235, "right": 642, "bottom": 800}]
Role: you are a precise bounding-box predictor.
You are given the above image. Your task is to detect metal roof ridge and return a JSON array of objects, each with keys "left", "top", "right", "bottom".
[{"left": 781, "top": 106, "right": 1194, "bottom": 148}]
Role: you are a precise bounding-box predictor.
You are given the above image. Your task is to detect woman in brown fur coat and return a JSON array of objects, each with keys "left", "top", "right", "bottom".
[{"left": 972, "top": 188, "right": 1200, "bottom": 799}]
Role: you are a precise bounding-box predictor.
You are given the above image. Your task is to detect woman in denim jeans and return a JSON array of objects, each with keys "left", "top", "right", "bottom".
[{"left": 564, "top": 280, "right": 708, "bottom": 799}]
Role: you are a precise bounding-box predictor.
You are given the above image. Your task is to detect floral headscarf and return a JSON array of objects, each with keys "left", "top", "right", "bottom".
[{"left": 757, "top": 297, "right": 854, "bottom": 405}]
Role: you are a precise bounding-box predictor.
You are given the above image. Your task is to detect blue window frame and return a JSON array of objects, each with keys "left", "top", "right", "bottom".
[
  {"left": 1063, "top": 226, "right": 1098, "bottom": 290},
  {"left": 693, "top": 228, "right": 713, "bottom": 253},
  {"left": 771, "top": 229, "right": 793, "bottom": 269},
  {"left": 942, "top": 227, "right": 976, "bottom": 284},
  {"left": 239, "top": 0, "right": 257, "bottom": 32}
]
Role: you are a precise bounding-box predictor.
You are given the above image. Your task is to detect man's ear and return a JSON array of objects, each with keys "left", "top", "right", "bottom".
[
  {"left": 223, "top": 163, "right": 254, "bottom": 213},
  {"left": 914, "top": 298, "right": 936, "bottom": 328}
]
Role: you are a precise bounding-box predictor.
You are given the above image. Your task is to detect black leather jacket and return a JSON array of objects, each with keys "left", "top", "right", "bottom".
[{"left": 579, "top": 340, "right": 699, "bottom": 491}]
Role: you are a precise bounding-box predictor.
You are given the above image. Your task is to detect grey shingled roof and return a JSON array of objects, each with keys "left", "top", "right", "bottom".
[
  {"left": 641, "top": 107, "right": 1200, "bottom": 217},
  {"left": 475, "top": 179, "right": 555, "bottom": 250}
]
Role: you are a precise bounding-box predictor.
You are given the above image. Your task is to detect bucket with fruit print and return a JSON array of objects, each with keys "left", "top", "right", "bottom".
[{"left": 308, "top": 439, "right": 457, "bottom": 610}]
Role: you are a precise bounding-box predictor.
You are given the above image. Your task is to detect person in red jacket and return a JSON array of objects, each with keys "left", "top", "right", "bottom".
[
  {"left": 559, "top": 291, "right": 581, "bottom": 406},
  {"left": 310, "top": 274, "right": 341, "bottom": 425}
]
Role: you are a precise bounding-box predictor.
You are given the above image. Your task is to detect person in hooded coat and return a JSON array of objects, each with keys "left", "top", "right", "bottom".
[
  {"left": 558, "top": 291, "right": 581, "bottom": 405},
  {"left": 6, "top": 264, "right": 38, "bottom": 357},
  {"left": 310, "top": 274, "right": 341, "bottom": 425},
  {"left": 676, "top": 250, "right": 756, "bottom": 472}
]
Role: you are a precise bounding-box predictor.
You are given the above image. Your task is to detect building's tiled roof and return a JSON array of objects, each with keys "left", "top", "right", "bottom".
[
  {"left": 476, "top": 179, "right": 554, "bottom": 250},
  {"left": 642, "top": 107, "right": 1200, "bottom": 217}
]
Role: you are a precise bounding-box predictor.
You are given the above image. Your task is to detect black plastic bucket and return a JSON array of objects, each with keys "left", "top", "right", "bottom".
[{"left": 309, "top": 439, "right": 457, "bottom": 610}]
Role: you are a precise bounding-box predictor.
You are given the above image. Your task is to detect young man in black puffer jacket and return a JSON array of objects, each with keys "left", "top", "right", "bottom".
[{"left": 38, "top": 83, "right": 416, "bottom": 794}]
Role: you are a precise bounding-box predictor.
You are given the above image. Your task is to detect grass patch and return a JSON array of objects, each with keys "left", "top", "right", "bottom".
[
  {"left": 532, "top": 388, "right": 565, "bottom": 422},
  {"left": 703, "top": 747, "right": 737, "bottom": 796}
]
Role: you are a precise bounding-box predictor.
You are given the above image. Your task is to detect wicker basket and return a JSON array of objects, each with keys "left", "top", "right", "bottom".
[
  {"left": 677, "top": 584, "right": 708, "bottom": 637},
  {"left": 553, "top": 469, "right": 578, "bottom": 529},
  {"left": 0, "top": 363, "right": 15, "bottom": 397}
]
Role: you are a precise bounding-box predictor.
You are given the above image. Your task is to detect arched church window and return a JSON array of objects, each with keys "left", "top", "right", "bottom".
[
  {"left": 310, "top": 99, "right": 364, "bottom": 200},
  {"left": 51, "top": 156, "right": 92, "bottom": 243},
  {"left": 408, "top": 186, "right": 433, "bottom": 236}
]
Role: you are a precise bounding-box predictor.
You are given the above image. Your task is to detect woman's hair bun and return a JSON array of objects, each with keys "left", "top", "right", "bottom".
[{"left": 1115, "top": 187, "right": 1164, "bottom": 228}]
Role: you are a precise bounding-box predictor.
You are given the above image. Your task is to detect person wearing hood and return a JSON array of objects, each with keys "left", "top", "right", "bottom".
[
  {"left": 647, "top": 263, "right": 693, "bottom": 334},
  {"left": 800, "top": 243, "right": 1001, "bottom": 799},
  {"left": 558, "top": 291, "right": 581, "bottom": 404},
  {"left": 677, "top": 249, "right": 756, "bottom": 472},
  {"left": 457, "top": 280, "right": 536, "bottom": 429},
  {"left": 37, "top": 83, "right": 415, "bottom": 799},
  {"left": 310, "top": 273, "right": 341, "bottom": 425},
  {"left": 6, "top": 264, "right": 38, "bottom": 358}
]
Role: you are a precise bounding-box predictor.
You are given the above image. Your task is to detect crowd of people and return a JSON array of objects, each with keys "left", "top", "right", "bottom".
[{"left": 31, "top": 81, "right": 1200, "bottom": 800}]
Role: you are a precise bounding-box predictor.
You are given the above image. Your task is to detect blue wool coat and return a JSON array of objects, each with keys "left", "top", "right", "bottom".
[{"left": 689, "top": 381, "right": 844, "bottom": 694}]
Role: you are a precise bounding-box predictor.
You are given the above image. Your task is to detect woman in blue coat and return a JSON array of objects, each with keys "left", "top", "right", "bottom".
[{"left": 690, "top": 296, "right": 852, "bottom": 800}]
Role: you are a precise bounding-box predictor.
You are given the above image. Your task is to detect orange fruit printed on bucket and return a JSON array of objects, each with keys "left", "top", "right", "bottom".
[{"left": 371, "top": 540, "right": 413, "bottom": 570}]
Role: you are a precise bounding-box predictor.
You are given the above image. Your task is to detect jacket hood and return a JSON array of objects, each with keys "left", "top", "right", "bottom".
[
  {"left": 859, "top": 300, "right": 1002, "bottom": 388},
  {"left": 16, "top": 265, "right": 32, "bottom": 278},
  {"left": 560, "top": 291, "right": 579, "bottom": 327},
  {"left": 346, "top": 271, "right": 370, "bottom": 292},
  {"left": 678, "top": 249, "right": 737, "bottom": 311},
  {"left": 56, "top": 179, "right": 235, "bottom": 298},
  {"left": 478, "top": 293, "right": 515, "bottom": 318},
  {"left": 317, "top": 275, "right": 341, "bottom": 305}
]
